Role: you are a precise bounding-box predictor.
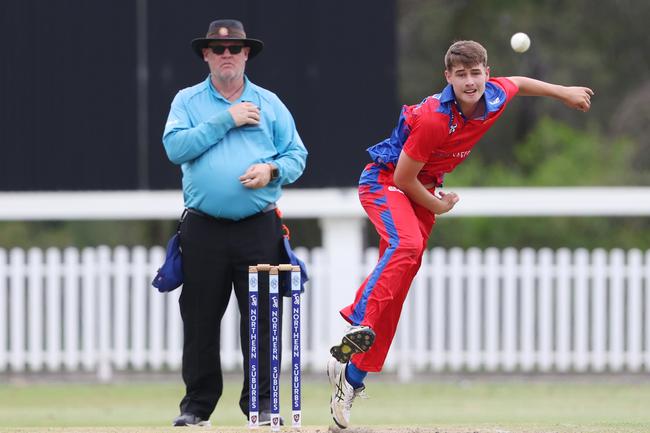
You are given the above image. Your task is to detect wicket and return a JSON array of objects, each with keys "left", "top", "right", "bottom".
[{"left": 248, "top": 264, "right": 302, "bottom": 430}]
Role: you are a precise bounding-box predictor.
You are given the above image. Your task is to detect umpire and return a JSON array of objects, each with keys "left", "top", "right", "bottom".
[{"left": 162, "top": 19, "right": 307, "bottom": 427}]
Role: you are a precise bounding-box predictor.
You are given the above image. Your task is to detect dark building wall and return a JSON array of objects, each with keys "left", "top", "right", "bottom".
[
  {"left": 0, "top": 1, "right": 138, "bottom": 190},
  {"left": 0, "top": 0, "right": 396, "bottom": 191}
]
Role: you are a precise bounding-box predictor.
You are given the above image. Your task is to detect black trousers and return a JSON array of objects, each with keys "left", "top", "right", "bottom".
[{"left": 178, "top": 209, "right": 284, "bottom": 419}]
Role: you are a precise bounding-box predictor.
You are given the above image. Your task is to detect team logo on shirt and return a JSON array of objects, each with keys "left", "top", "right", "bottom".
[{"left": 448, "top": 111, "right": 458, "bottom": 135}]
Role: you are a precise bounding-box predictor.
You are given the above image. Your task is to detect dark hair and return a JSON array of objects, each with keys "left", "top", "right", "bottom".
[{"left": 444, "top": 40, "right": 488, "bottom": 70}]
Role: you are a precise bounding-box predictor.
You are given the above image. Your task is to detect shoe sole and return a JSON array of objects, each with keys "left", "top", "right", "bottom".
[{"left": 329, "top": 328, "right": 376, "bottom": 363}]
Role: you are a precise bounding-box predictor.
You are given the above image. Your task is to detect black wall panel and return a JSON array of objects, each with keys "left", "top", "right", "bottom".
[
  {"left": 0, "top": 0, "right": 396, "bottom": 190},
  {"left": 0, "top": 1, "right": 138, "bottom": 190}
]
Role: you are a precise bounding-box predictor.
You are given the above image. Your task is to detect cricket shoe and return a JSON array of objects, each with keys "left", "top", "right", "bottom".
[
  {"left": 172, "top": 412, "right": 211, "bottom": 427},
  {"left": 330, "top": 325, "right": 376, "bottom": 363},
  {"left": 327, "top": 357, "right": 367, "bottom": 429}
]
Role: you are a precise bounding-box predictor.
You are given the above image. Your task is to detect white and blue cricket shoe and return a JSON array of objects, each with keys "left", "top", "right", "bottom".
[
  {"left": 327, "top": 357, "right": 366, "bottom": 429},
  {"left": 330, "top": 325, "right": 376, "bottom": 364}
]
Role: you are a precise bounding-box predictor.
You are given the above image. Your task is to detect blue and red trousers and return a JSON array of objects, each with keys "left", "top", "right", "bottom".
[{"left": 340, "top": 163, "right": 436, "bottom": 372}]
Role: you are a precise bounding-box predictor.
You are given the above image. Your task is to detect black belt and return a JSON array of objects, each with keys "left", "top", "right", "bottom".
[{"left": 186, "top": 203, "right": 277, "bottom": 224}]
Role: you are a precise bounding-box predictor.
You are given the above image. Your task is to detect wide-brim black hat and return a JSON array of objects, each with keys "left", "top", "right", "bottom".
[{"left": 191, "top": 19, "right": 264, "bottom": 59}]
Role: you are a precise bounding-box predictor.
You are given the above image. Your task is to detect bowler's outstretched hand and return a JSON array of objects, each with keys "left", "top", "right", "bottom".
[{"left": 562, "top": 86, "right": 594, "bottom": 112}]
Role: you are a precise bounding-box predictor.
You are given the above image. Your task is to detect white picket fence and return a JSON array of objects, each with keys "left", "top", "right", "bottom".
[{"left": 1, "top": 246, "right": 649, "bottom": 381}]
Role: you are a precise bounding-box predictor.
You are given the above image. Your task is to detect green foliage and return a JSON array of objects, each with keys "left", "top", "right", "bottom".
[
  {"left": 431, "top": 216, "right": 650, "bottom": 250},
  {"left": 432, "top": 119, "right": 650, "bottom": 249},
  {"left": 513, "top": 118, "right": 636, "bottom": 186},
  {"left": 0, "top": 219, "right": 321, "bottom": 250},
  {"left": 0, "top": 220, "right": 177, "bottom": 249},
  {"left": 450, "top": 117, "right": 637, "bottom": 187}
]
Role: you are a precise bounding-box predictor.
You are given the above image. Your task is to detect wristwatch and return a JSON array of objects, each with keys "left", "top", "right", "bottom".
[{"left": 268, "top": 163, "right": 279, "bottom": 180}]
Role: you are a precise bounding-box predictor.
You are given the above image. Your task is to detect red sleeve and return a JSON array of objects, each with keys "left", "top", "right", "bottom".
[
  {"left": 491, "top": 77, "right": 519, "bottom": 102},
  {"left": 402, "top": 112, "right": 447, "bottom": 163}
]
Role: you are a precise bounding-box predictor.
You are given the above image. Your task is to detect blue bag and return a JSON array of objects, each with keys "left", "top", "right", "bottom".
[
  {"left": 152, "top": 214, "right": 184, "bottom": 293},
  {"left": 279, "top": 224, "right": 309, "bottom": 296}
]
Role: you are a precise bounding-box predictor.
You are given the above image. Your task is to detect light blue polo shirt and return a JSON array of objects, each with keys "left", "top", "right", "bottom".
[{"left": 163, "top": 75, "right": 307, "bottom": 220}]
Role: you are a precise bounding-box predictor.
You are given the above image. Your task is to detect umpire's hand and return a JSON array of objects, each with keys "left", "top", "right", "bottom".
[
  {"left": 228, "top": 102, "right": 260, "bottom": 126},
  {"left": 239, "top": 163, "right": 273, "bottom": 189}
]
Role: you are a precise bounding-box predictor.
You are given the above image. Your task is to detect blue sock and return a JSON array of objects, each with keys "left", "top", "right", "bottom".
[{"left": 345, "top": 362, "right": 367, "bottom": 389}]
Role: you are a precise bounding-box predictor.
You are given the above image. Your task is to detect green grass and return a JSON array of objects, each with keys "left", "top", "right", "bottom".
[{"left": 1, "top": 377, "right": 649, "bottom": 432}]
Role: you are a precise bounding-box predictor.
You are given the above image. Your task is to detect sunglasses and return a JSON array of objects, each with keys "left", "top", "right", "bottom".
[{"left": 209, "top": 45, "right": 245, "bottom": 55}]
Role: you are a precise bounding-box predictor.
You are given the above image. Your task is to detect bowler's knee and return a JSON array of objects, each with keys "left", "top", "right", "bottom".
[{"left": 392, "top": 238, "right": 425, "bottom": 262}]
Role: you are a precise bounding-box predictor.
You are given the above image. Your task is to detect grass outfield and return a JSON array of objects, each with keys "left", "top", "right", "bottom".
[{"left": 1, "top": 377, "right": 649, "bottom": 433}]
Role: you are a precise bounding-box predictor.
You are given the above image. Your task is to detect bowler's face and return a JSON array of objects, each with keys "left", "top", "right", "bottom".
[
  {"left": 203, "top": 42, "right": 250, "bottom": 82},
  {"left": 445, "top": 63, "right": 490, "bottom": 108}
]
